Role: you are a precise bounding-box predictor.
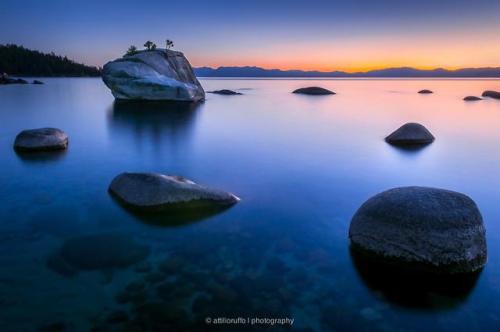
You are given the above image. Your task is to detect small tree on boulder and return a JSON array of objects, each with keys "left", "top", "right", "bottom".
[
  {"left": 165, "top": 39, "right": 174, "bottom": 49},
  {"left": 126, "top": 45, "right": 138, "bottom": 56},
  {"left": 144, "top": 41, "right": 155, "bottom": 50}
]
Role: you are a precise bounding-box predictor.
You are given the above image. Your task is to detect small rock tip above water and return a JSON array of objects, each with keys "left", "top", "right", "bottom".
[
  {"left": 463, "top": 96, "right": 482, "bottom": 101},
  {"left": 108, "top": 172, "right": 239, "bottom": 212},
  {"left": 418, "top": 89, "right": 433, "bottom": 94},
  {"left": 14, "top": 127, "right": 68, "bottom": 152},
  {"left": 207, "top": 89, "right": 242, "bottom": 95},
  {"left": 292, "top": 86, "right": 335, "bottom": 95},
  {"left": 385, "top": 122, "right": 434, "bottom": 146},
  {"left": 482, "top": 90, "right": 500, "bottom": 99}
]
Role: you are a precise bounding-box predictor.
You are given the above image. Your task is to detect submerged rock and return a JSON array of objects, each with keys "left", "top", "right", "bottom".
[
  {"left": 463, "top": 96, "right": 482, "bottom": 101},
  {"left": 14, "top": 128, "right": 68, "bottom": 152},
  {"left": 207, "top": 89, "right": 242, "bottom": 95},
  {"left": 385, "top": 123, "right": 434, "bottom": 146},
  {"left": 102, "top": 49, "right": 204, "bottom": 101},
  {"left": 418, "top": 89, "right": 433, "bottom": 94},
  {"left": 108, "top": 172, "right": 239, "bottom": 211},
  {"left": 482, "top": 90, "right": 500, "bottom": 99},
  {"left": 349, "top": 186, "right": 487, "bottom": 274},
  {"left": 292, "top": 87, "right": 335, "bottom": 95},
  {"left": 48, "top": 233, "right": 150, "bottom": 273}
]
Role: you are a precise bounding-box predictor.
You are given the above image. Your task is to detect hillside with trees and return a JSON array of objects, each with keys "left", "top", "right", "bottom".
[{"left": 0, "top": 44, "right": 101, "bottom": 77}]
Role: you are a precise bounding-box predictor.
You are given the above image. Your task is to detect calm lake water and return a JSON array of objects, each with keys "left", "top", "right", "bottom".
[{"left": 1, "top": 78, "right": 500, "bottom": 331}]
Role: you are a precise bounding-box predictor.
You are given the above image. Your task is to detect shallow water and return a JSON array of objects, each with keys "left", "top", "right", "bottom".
[{"left": 1, "top": 78, "right": 500, "bottom": 331}]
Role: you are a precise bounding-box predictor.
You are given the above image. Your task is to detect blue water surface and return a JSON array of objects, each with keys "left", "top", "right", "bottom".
[{"left": 1, "top": 78, "right": 500, "bottom": 331}]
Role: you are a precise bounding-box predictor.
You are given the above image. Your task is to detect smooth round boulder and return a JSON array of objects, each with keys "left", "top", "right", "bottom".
[
  {"left": 418, "top": 89, "right": 433, "bottom": 94},
  {"left": 349, "top": 186, "right": 487, "bottom": 274},
  {"left": 385, "top": 123, "right": 435, "bottom": 146},
  {"left": 109, "top": 172, "right": 239, "bottom": 211},
  {"left": 292, "top": 87, "right": 335, "bottom": 95},
  {"left": 208, "top": 89, "right": 242, "bottom": 95},
  {"left": 482, "top": 90, "right": 500, "bottom": 99},
  {"left": 463, "top": 96, "right": 482, "bottom": 101},
  {"left": 14, "top": 128, "right": 68, "bottom": 152}
]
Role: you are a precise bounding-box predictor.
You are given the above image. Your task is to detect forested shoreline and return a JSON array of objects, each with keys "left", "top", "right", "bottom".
[{"left": 0, "top": 44, "right": 101, "bottom": 77}]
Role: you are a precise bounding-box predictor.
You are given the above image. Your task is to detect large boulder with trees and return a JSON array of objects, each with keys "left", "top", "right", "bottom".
[{"left": 102, "top": 43, "right": 204, "bottom": 102}]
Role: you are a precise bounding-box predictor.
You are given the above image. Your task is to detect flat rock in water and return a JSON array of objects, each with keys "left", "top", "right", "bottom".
[
  {"left": 349, "top": 186, "right": 487, "bottom": 274},
  {"left": 32, "top": 80, "right": 44, "bottom": 85},
  {"left": 385, "top": 123, "right": 434, "bottom": 146},
  {"left": 418, "top": 89, "right": 433, "bottom": 94},
  {"left": 208, "top": 89, "right": 242, "bottom": 95},
  {"left": 292, "top": 87, "right": 335, "bottom": 95},
  {"left": 55, "top": 233, "right": 150, "bottom": 271},
  {"left": 14, "top": 128, "right": 68, "bottom": 152},
  {"left": 482, "top": 90, "right": 500, "bottom": 99},
  {"left": 463, "top": 96, "right": 482, "bottom": 101},
  {"left": 102, "top": 49, "right": 204, "bottom": 102},
  {"left": 108, "top": 172, "right": 239, "bottom": 211}
]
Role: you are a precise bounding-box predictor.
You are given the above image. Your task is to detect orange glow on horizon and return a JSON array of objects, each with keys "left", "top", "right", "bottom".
[{"left": 188, "top": 28, "right": 500, "bottom": 73}]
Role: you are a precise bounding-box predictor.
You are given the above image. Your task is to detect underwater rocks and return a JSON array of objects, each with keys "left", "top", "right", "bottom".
[
  {"left": 482, "top": 90, "right": 500, "bottom": 99},
  {"left": 292, "top": 86, "right": 335, "bottom": 95},
  {"left": 47, "top": 233, "right": 150, "bottom": 276},
  {"left": 418, "top": 89, "right": 433, "bottom": 94},
  {"left": 463, "top": 96, "right": 482, "bottom": 101},
  {"left": 208, "top": 89, "right": 242, "bottom": 95},
  {"left": 385, "top": 122, "right": 434, "bottom": 146},
  {"left": 349, "top": 186, "right": 487, "bottom": 274},
  {"left": 102, "top": 49, "right": 204, "bottom": 101},
  {"left": 108, "top": 172, "right": 239, "bottom": 211},
  {"left": 14, "top": 128, "right": 68, "bottom": 152}
]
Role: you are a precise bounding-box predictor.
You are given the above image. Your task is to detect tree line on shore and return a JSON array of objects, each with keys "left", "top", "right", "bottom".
[{"left": 0, "top": 44, "right": 101, "bottom": 77}]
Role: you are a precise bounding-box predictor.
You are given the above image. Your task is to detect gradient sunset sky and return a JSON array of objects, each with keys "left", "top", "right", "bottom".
[{"left": 1, "top": 0, "right": 499, "bottom": 71}]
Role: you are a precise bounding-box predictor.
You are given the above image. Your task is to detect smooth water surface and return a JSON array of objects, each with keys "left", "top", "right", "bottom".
[{"left": 1, "top": 78, "right": 500, "bottom": 331}]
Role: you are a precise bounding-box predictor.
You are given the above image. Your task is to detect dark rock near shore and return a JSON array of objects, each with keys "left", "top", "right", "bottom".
[
  {"left": 0, "top": 73, "right": 28, "bottom": 84},
  {"left": 349, "top": 186, "right": 487, "bottom": 274},
  {"left": 463, "top": 96, "right": 482, "bottom": 101},
  {"left": 482, "top": 90, "right": 500, "bottom": 99},
  {"left": 14, "top": 128, "right": 68, "bottom": 152},
  {"left": 108, "top": 172, "right": 239, "bottom": 212},
  {"left": 208, "top": 89, "right": 242, "bottom": 95},
  {"left": 418, "top": 89, "right": 433, "bottom": 94},
  {"left": 385, "top": 123, "right": 435, "bottom": 146},
  {"left": 292, "top": 86, "right": 335, "bottom": 95},
  {"left": 32, "top": 80, "right": 44, "bottom": 85}
]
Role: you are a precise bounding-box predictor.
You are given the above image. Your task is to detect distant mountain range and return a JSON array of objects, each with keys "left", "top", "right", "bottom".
[{"left": 194, "top": 66, "right": 500, "bottom": 78}]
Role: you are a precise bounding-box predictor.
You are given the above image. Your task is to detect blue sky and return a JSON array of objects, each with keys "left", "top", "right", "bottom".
[{"left": 1, "top": 0, "right": 499, "bottom": 70}]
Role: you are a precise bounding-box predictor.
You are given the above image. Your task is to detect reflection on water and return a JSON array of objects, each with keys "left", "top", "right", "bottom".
[
  {"left": 108, "top": 100, "right": 202, "bottom": 151},
  {"left": 15, "top": 149, "right": 68, "bottom": 164},
  {"left": 109, "top": 194, "right": 236, "bottom": 228},
  {"left": 350, "top": 248, "right": 481, "bottom": 309}
]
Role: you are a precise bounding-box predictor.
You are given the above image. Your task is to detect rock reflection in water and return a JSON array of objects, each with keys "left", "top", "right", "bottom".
[
  {"left": 350, "top": 248, "right": 481, "bottom": 309},
  {"left": 115, "top": 201, "right": 235, "bottom": 228},
  {"left": 107, "top": 100, "right": 202, "bottom": 151}
]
